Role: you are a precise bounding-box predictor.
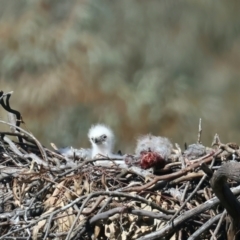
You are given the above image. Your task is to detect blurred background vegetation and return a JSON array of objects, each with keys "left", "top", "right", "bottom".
[{"left": 0, "top": 0, "right": 240, "bottom": 152}]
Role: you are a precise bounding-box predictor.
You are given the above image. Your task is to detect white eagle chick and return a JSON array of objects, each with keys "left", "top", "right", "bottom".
[
  {"left": 88, "top": 124, "right": 114, "bottom": 158},
  {"left": 88, "top": 124, "right": 125, "bottom": 166},
  {"left": 135, "top": 134, "right": 173, "bottom": 169}
]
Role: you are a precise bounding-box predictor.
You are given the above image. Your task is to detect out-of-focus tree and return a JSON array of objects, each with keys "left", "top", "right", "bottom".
[{"left": 0, "top": 0, "right": 240, "bottom": 152}]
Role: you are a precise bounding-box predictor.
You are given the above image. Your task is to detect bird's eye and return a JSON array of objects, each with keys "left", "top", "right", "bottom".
[
  {"left": 102, "top": 135, "right": 107, "bottom": 139},
  {"left": 91, "top": 138, "right": 94, "bottom": 141}
]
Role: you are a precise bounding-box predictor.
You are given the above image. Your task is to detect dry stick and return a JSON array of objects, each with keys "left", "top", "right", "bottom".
[
  {"left": 48, "top": 232, "right": 69, "bottom": 238},
  {"left": 97, "top": 197, "right": 113, "bottom": 213},
  {"left": 65, "top": 192, "right": 106, "bottom": 240},
  {"left": 210, "top": 210, "right": 227, "bottom": 240},
  {"left": 44, "top": 148, "right": 66, "bottom": 160},
  {"left": 179, "top": 155, "right": 186, "bottom": 169},
  {"left": 210, "top": 231, "right": 217, "bottom": 240},
  {"left": 181, "top": 181, "right": 190, "bottom": 202},
  {"left": 130, "top": 209, "right": 172, "bottom": 221},
  {"left": 169, "top": 157, "right": 215, "bottom": 222},
  {"left": 137, "top": 185, "right": 240, "bottom": 240},
  {"left": 76, "top": 207, "right": 173, "bottom": 239},
  {"left": 187, "top": 213, "right": 222, "bottom": 240},
  {"left": 3, "top": 136, "right": 48, "bottom": 168},
  {"left": 0, "top": 131, "right": 32, "bottom": 139},
  {"left": 122, "top": 150, "right": 220, "bottom": 193},
  {"left": 28, "top": 156, "right": 149, "bottom": 211},
  {"left": 50, "top": 196, "right": 106, "bottom": 217},
  {"left": 90, "top": 207, "right": 172, "bottom": 225},
  {"left": 164, "top": 161, "right": 182, "bottom": 169},
  {"left": 169, "top": 171, "right": 204, "bottom": 185},
  {"left": 0, "top": 120, "right": 48, "bottom": 163},
  {"left": 7, "top": 112, "right": 17, "bottom": 134},
  {"left": 89, "top": 207, "right": 128, "bottom": 225},
  {"left": 65, "top": 189, "right": 175, "bottom": 240},
  {"left": 0, "top": 191, "right": 174, "bottom": 239},
  {"left": 197, "top": 118, "right": 202, "bottom": 144},
  {"left": 28, "top": 157, "right": 118, "bottom": 210},
  {"left": 3, "top": 136, "right": 23, "bottom": 157},
  {"left": 0, "top": 139, "right": 23, "bottom": 166},
  {"left": 26, "top": 158, "right": 113, "bottom": 214},
  {"left": 175, "top": 143, "right": 185, "bottom": 169},
  {"left": 169, "top": 175, "right": 207, "bottom": 223},
  {"left": 43, "top": 214, "right": 54, "bottom": 240},
  {"left": 212, "top": 133, "right": 221, "bottom": 147},
  {"left": 45, "top": 206, "right": 114, "bottom": 237},
  {"left": 70, "top": 221, "right": 88, "bottom": 240},
  {"left": 0, "top": 193, "right": 94, "bottom": 239},
  {"left": 83, "top": 196, "right": 106, "bottom": 215},
  {"left": 44, "top": 213, "right": 86, "bottom": 239},
  {"left": 4, "top": 238, "right": 29, "bottom": 240}
]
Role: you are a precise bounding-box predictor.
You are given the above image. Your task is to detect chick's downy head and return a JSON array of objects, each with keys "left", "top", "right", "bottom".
[
  {"left": 135, "top": 134, "right": 173, "bottom": 169},
  {"left": 88, "top": 124, "right": 115, "bottom": 158},
  {"left": 136, "top": 134, "right": 172, "bottom": 158}
]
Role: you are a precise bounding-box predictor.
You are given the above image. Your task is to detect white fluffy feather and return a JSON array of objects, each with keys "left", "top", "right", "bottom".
[
  {"left": 88, "top": 124, "right": 125, "bottom": 166},
  {"left": 135, "top": 134, "right": 172, "bottom": 160}
]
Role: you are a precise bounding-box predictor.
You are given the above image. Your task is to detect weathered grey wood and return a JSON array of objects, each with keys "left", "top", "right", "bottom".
[{"left": 210, "top": 161, "right": 240, "bottom": 240}]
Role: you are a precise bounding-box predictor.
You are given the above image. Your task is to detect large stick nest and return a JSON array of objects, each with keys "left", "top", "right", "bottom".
[{"left": 0, "top": 91, "right": 240, "bottom": 240}]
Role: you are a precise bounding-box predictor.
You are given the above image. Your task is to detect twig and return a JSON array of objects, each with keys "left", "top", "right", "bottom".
[
  {"left": 169, "top": 157, "right": 216, "bottom": 222},
  {"left": 0, "top": 191, "right": 175, "bottom": 239},
  {"left": 187, "top": 213, "right": 222, "bottom": 240},
  {"left": 0, "top": 120, "right": 48, "bottom": 163},
  {"left": 210, "top": 210, "right": 227, "bottom": 240},
  {"left": 137, "top": 185, "right": 240, "bottom": 240},
  {"left": 197, "top": 118, "right": 202, "bottom": 144},
  {"left": 122, "top": 151, "right": 219, "bottom": 192}
]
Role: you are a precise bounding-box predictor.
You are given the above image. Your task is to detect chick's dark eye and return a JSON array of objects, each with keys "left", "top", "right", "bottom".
[{"left": 102, "top": 135, "right": 107, "bottom": 139}]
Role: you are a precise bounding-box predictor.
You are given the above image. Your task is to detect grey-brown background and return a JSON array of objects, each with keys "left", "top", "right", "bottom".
[{"left": 0, "top": 0, "right": 240, "bottom": 153}]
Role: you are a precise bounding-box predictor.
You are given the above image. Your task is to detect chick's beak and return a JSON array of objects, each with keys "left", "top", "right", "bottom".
[{"left": 93, "top": 137, "right": 102, "bottom": 144}]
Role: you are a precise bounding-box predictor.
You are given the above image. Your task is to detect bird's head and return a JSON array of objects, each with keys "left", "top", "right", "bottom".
[{"left": 88, "top": 124, "right": 115, "bottom": 152}]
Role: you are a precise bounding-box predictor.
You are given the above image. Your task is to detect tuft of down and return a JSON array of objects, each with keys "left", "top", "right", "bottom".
[{"left": 135, "top": 134, "right": 173, "bottom": 169}]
